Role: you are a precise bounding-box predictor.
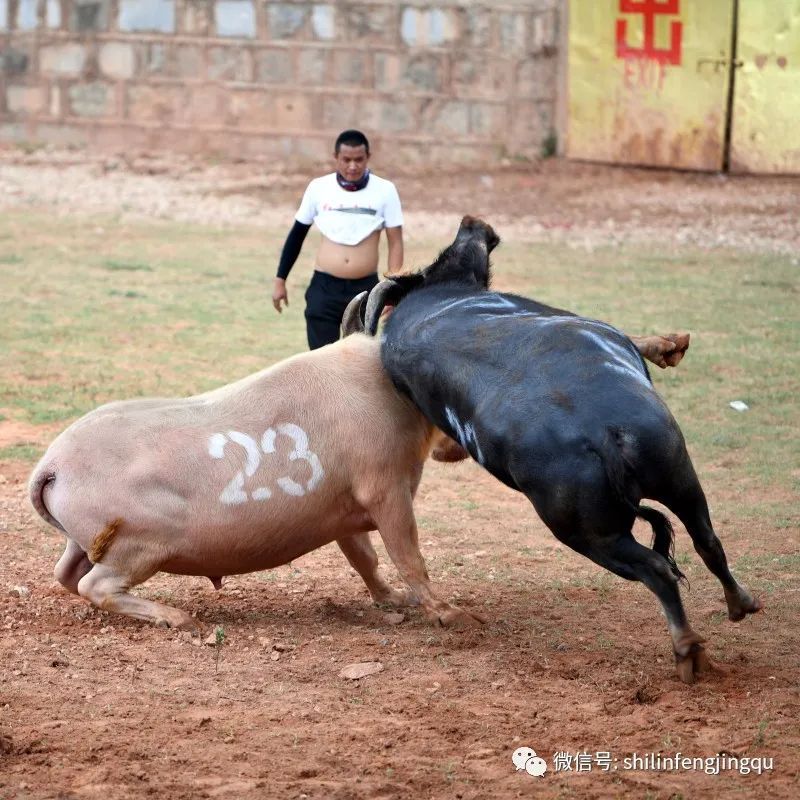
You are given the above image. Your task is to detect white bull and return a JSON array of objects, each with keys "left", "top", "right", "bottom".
[{"left": 28, "top": 296, "right": 481, "bottom": 631}]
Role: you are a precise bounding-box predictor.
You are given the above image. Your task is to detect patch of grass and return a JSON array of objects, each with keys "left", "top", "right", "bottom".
[
  {"left": 732, "top": 552, "right": 800, "bottom": 591},
  {"left": 102, "top": 259, "right": 154, "bottom": 272},
  {"left": 0, "top": 254, "right": 23, "bottom": 264},
  {"left": 753, "top": 718, "right": 770, "bottom": 747},
  {"left": 736, "top": 553, "right": 800, "bottom": 571},
  {"left": 0, "top": 443, "right": 43, "bottom": 461},
  {"left": 595, "top": 632, "right": 614, "bottom": 650},
  {"left": 16, "top": 140, "right": 46, "bottom": 155},
  {"left": 708, "top": 432, "right": 747, "bottom": 449},
  {"left": 214, "top": 625, "right": 226, "bottom": 673},
  {"left": 0, "top": 212, "right": 315, "bottom": 436},
  {"left": 592, "top": 572, "right": 616, "bottom": 600}
]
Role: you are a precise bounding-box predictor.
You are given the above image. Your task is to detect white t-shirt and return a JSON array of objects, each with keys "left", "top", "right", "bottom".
[{"left": 295, "top": 172, "right": 404, "bottom": 246}]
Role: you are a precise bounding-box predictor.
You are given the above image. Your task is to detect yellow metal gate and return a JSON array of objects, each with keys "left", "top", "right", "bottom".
[
  {"left": 567, "top": 0, "right": 800, "bottom": 173},
  {"left": 730, "top": 0, "right": 800, "bottom": 173}
]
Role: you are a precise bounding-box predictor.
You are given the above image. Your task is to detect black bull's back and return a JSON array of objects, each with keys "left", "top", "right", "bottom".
[{"left": 382, "top": 286, "right": 686, "bottom": 502}]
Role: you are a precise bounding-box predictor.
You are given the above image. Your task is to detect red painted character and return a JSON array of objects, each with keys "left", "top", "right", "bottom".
[{"left": 616, "top": 0, "right": 683, "bottom": 65}]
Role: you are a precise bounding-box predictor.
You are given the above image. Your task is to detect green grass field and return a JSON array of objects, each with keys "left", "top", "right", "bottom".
[{"left": 1, "top": 209, "right": 797, "bottom": 538}]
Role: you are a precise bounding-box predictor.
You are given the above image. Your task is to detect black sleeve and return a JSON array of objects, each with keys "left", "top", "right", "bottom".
[{"left": 276, "top": 220, "right": 311, "bottom": 280}]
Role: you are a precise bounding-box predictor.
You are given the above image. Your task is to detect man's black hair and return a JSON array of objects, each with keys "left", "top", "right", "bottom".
[{"left": 335, "top": 129, "right": 370, "bottom": 155}]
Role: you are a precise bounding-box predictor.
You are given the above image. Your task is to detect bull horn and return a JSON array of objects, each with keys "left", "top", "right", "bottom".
[
  {"left": 364, "top": 279, "right": 401, "bottom": 336},
  {"left": 340, "top": 291, "right": 368, "bottom": 338}
]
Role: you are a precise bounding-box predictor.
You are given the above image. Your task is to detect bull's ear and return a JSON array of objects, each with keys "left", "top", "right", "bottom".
[
  {"left": 340, "top": 291, "right": 368, "bottom": 338},
  {"left": 485, "top": 225, "right": 500, "bottom": 253},
  {"left": 462, "top": 217, "right": 500, "bottom": 253},
  {"left": 390, "top": 273, "right": 425, "bottom": 292}
]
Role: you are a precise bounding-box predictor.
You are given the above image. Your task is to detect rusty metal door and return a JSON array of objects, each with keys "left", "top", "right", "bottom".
[
  {"left": 568, "top": 0, "right": 736, "bottom": 171},
  {"left": 729, "top": 1, "right": 800, "bottom": 173}
]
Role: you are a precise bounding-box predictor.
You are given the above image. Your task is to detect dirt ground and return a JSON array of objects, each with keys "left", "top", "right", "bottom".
[
  {"left": 1, "top": 146, "right": 798, "bottom": 255},
  {"left": 1, "top": 149, "right": 799, "bottom": 799}
]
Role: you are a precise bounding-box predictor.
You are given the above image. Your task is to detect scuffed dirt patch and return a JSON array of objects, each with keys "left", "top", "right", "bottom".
[
  {"left": 0, "top": 419, "right": 61, "bottom": 451},
  {"left": 1, "top": 147, "right": 798, "bottom": 256},
  {"left": 1, "top": 454, "right": 797, "bottom": 799}
]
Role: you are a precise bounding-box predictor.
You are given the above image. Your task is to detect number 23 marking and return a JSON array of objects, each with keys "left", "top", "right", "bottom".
[{"left": 208, "top": 423, "right": 324, "bottom": 505}]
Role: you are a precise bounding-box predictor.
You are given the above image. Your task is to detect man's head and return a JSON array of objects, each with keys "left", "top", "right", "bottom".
[{"left": 334, "top": 129, "right": 370, "bottom": 183}]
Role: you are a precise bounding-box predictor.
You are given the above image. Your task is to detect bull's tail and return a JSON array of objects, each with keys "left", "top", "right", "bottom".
[
  {"left": 594, "top": 429, "right": 686, "bottom": 584},
  {"left": 28, "top": 465, "right": 66, "bottom": 533},
  {"left": 636, "top": 504, "right": 687, "bottom": 585}
]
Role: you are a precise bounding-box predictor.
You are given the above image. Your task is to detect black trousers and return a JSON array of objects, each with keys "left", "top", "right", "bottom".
[{"left": 304, "top": 270, "right": 379, "bottom": 350}]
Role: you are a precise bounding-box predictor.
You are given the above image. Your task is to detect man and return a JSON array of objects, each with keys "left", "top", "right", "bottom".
[{"left": 273, "top": 129, "right": 404, "bottom": 349}]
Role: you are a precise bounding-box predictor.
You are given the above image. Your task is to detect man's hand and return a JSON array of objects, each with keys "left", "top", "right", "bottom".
[{"left": 272, "top": 278, "right": 289, "bottom": 313}]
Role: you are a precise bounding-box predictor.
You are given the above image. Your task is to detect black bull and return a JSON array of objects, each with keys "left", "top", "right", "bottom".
[{"left": 359, "top": 216, "right": 760, "bottom": 684}]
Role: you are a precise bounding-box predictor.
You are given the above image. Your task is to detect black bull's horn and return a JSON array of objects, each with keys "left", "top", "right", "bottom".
[
  {"left": 364, "top": 279, "right": 404, "bottom": 336},
  {"left": 340, "top": 291, "right": 369, "bottom": 337}
]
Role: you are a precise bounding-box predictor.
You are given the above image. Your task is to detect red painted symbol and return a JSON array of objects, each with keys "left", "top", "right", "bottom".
[{"left": 616, "top": 0, "right": 683, "bottom": 65}]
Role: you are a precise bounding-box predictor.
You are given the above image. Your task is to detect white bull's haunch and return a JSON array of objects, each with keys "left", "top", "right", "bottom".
[{"left": 28, "top": 311, "right": 482, "bottom": 632}]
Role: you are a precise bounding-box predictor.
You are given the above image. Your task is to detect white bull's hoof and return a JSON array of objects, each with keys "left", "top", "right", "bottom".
[
  {"left": 374, "top": 587, "right": 420, "bottom": 609},
  {"left": 432, "top": 605, "right": 486, "bottom": 629}
]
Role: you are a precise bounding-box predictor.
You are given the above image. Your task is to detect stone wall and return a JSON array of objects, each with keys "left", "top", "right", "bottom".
[{"left": 0, "top": 1, "right": 562, "bottom": 166}]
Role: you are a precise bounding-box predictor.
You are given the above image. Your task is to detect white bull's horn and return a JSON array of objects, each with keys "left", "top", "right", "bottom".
[
  {"left": 341, "top": 291, "right": 369, "bottom": 337},
  {"left": 364, "top": 279, "right": 400, "bottom": 336}
]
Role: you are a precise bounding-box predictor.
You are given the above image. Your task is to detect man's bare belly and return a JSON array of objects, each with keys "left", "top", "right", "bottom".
[{"left": 316, "top": 231, "right": 381, "bottom": 279}]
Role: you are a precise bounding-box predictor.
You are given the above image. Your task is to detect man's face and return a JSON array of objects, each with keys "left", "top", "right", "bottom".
[{"left": 334, "top": 144, "right": 369, "bottom": 182}]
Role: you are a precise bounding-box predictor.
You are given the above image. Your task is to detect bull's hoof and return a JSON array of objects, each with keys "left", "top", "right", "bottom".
[
  {"left": 673, "top": 628, "right": 710, "bottom": 684},
  {"left": 374, "top": 587, "right": 420, "bottom": 609},
  {"left": 177, "top": 617, "right": 202, "bottom": 633},
  {"left": 725, "top": 588, "right": 762, "bottom": 622},
  {"left": 675, "top": 641, "right": 713, "bottom": 684},
  {"left": 662, "top": 333, "right": 690, "bottom": 367},
  {"left": 633, "top": 333, "right": 691, "bottom": 369},
  {"left": 155, "top": 611, "right": 200, "bottom": 633},
  {"left": 433, "top": 606, "right": 486, "bottom": 629}
]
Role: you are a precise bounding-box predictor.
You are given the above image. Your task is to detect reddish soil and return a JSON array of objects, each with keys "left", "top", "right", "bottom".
[
  {"left": 1, "top": 447, "right": 797, "bottom": 799},
  {"left": 1, "top": 154, "right": 798, "bottom": 798}
]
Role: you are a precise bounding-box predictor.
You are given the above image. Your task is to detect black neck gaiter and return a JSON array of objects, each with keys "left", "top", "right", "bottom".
[{"left": 336, "top": 170, "right": 370, "bottom": 192}]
